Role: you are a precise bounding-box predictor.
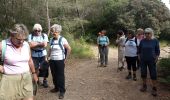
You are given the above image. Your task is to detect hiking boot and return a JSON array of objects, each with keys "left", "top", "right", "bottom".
[
  {"left": 151, "top": 87, "right": 157, "bottom": 96},
  {"left": 140, "top": 84, "right": 147, "bottom": 92},
  {"left": 126, "top": 74, "right": 132, "bottom": 79},
  {"left": 59, "top": 92, "right": 65, "bottom": 99},
  {"left": 133, "top": 74, "right": 137, "bottom": 81},
  {"left": 50, "top": 88, "right": 59, "bottom": 93},
  {"left": 104, "top": 64, "right": 107, "bottom": 67},
  {"left": 43, "top": 80, "right": 49, "bottom": 88}
]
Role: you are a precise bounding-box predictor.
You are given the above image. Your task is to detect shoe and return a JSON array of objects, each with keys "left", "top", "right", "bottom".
[
  {"left": 104, "top": 65, "right": 107, "bottom": 67},
  {"left": 50, "top": 88, "right": 59, "bottom": 93},
  {"left": 126, "top": 74, "right": 132, "bottom": 79},
  {"left": 151, "top": 87, "right": 157, "bottom": 96},
  {"left": 43, "top": 80, "right": 49, "bottom": 88},
  {"left": 133, "top": 74, "right": 137, "bottom": 81},
  {"left": 118, "top": 66, "right": 124, "bottom": 71},
  {"left": 140, "top": 84, "right": 147, "bottom": 92},
  {"left": 59, "top": 92, "right": 64, "bottom": 99}
]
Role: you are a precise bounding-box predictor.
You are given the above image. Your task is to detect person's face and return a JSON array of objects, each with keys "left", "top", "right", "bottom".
[
  {"left": 145, "top": 32, "right": 152, "bottom": 39},
  {"left": 11, "top": 35, "right": 26, "bottom": 48},
  {"left": 127, "top": 33, "right": 133, "bottom": 39},
  {"left": 34, "top": 29, "right": 41, "bottom": 35},
  {"left": 51, "top": 30, "right": 60, "bottom": 38}
]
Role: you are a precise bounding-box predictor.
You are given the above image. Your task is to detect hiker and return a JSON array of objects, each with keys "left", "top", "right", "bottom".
[
  {"left": 136, "top": 28, "right": 144, "bottom": 69},
  {"left": 124, "top": 29, "right": 138, "bottom": 81},
  {"left": 138, "top": 28, "right": 160, "bottom": 96},
  {"left": 0, "top": 24, "right": 38, "bottom": 100},
  {"left": 97, "top": 30, "right": 110, "bottom": 67},
  {"left": 28, "top": 23, "right": 49, "bottom": 88},
  {"left": 48, "top": 24, "right": 71, "bottom": 99},
  {"left": 116, "top": 30, "right": 126, "bottom": 71}
]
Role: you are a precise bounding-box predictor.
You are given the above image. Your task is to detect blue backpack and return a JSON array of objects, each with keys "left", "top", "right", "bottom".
[{"left": 50, "top": 36, "right": 67, "bottom": 59}]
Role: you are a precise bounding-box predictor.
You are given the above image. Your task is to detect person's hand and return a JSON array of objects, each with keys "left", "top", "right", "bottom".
[
  {"left": 0, "top": 65, "right": 4, "bottom": 73},
  {"left": 32, "top": 73, "right": 38, "bottom": 82},
  {"left": 155, "top": 56, "right": 159, "bottom": 63}
]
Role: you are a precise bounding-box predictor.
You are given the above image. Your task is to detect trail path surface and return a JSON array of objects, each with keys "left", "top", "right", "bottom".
[{"left": 35, "top": 46, "right": 170, "bottom": 100}]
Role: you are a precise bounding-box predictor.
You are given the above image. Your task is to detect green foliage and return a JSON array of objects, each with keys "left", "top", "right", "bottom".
[
  {"left": 71, "top": 38, "right": 94, "bottom": 59},
  {"left": 158, "top": 58, "right": 170, "bottom": 84}
]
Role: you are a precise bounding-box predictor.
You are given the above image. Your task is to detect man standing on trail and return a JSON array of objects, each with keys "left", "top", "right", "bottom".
[
  {"left": 28, "top": 23, "right": 49, "bottom": 88},
  {"left": 97, "top": 30, "right": 110, "bottom": 67},
  {"left": 116, "top": 30, "right": 126, "bottom": 71},
  {"left": 138, "top": 28, "right": 160, "bottom": 96}
]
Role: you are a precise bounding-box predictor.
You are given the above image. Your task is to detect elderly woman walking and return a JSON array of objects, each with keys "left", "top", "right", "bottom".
[
  {"left": 48, "top": 24, "right": 71, "bottom": 99},
  {"left": 0, "top": 24, "right": 38, "bottom": 100},
  {"left": 138, "top": 28, "right": 160, "bottom": 96}
]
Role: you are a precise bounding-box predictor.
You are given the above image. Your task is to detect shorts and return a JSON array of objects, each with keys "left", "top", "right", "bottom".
[{"left": 0, "top": 72, "right": 33, "bottom": 100}]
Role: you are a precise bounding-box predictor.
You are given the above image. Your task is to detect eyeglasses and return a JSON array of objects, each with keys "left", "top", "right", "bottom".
[
  {"left": 15, "top": 38, "right": 26, "bottom": 42},
  {"left": 34, "top": 30, "right": 41, "bottom": 32}
]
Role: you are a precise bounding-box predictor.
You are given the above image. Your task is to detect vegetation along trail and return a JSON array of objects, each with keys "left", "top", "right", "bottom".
[{"left": 34, "top": 46, "right": 170, "bottom": 100}]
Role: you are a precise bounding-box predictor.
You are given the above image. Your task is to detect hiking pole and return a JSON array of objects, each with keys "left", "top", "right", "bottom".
[{"left": 97, "top": 49, "right": 100, "bottom": 67}]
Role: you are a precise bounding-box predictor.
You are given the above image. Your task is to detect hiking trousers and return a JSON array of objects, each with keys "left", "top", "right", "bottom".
[
  {"left": 99, "top": 46, "right": 108, "bottom": 65},
  {"left": 49, "top": 60, "right": 66, "bottom": 93}
]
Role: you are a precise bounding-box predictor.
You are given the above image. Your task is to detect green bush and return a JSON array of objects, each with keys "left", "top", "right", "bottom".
[
  {"left": 64, "top": 34, "right": 94, "bottom": 59},
  {"left": 158, "top": 58, "right": 170, "bottom": 84}
]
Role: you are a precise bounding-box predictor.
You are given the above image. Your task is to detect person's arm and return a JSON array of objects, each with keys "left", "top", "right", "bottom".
[
  {"left": 64, "top": 44, "right": 71, "bottom": 60},
  {"left": 155, "top": 39, "right": 160, "bottom": 62},
  {"left": 28, "top": 50, "right": 38, "bottom": 82}
]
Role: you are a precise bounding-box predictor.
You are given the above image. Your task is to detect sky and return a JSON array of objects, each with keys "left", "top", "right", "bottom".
[{"left": 161, "top": 0, "right": 170, "bottom": 9}]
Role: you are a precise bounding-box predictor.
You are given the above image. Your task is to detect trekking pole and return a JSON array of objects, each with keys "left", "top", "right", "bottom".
[{"left": 97, "top": 49, "right": 100, "bottom": 67}]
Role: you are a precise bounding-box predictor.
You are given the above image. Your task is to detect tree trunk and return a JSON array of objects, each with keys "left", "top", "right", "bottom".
[{"left": 46, "top": 0, "right": 50, "bottom": 36}]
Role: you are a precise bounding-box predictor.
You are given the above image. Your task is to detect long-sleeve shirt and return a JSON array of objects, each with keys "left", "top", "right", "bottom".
[{"left": 138, "top": 38, "right": 160, "bottom": 61}]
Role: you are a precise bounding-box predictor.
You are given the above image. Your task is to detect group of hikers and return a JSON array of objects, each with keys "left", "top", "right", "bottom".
[
  {"left": 0, "top": 23, "right": 160, "bottom": 100},
  {"left": 0, "top": 23, "right": 71, "bottom": 100},
  {"left": 97, "top": 28, "right": 160, "bottom": 97}
]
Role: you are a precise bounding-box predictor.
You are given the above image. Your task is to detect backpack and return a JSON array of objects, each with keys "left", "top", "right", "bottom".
[
  {"left": 125, "top": 37, "right": 139, "bottom": 54},
  {"left": 0, "top": 40, "right": 7, "bottom": 80},
  {"left": 50, "top": 36, "right": 67, "bottom": 59}
]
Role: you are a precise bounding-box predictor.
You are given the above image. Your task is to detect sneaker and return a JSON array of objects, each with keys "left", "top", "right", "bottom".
[
  {"left": 50, "top": 88, "right": 59, "bottom": 93},
  {"left": 151, "top": 87, "right": 157, "bottom": 96},
  {"left": 140, "top": 84, "right": 147, "bottom": 92},
  {"left": 59, "top": 92, "right": 64, "bottom": 99},
  {"left": 126, "top": 74, "right": 132, "bottom": 79},
  {"left": 43, "top": 80, "right": 49, "bottom": 88}
]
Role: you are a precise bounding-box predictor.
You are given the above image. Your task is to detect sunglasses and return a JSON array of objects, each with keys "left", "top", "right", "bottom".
[{"left": 34, "top": 30, "right": 41, "bottom": 32}]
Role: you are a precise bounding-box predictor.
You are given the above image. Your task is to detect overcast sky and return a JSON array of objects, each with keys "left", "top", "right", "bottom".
[{"left": 161, "top": 0, "right": 170, "bottom": 9}]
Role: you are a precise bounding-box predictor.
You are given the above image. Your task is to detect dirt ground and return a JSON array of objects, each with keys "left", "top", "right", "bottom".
[{"left": 35, "top": 46, "right": 170, "bottom": 100}]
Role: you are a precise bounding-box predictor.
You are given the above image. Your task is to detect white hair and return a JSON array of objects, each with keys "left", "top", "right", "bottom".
[
  {"left": 33, "top": 23, "right": 42, "bottom": 31},
  {"left": 51, "top": 24, "right": 62, "bottom": 33},
  {"left": 144, "top": 28, "right": 155, "bottom": 39}
]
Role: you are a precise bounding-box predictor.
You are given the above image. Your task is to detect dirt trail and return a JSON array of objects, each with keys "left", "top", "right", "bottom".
[{"left": 35, "top": 46, "right": 169, "bottom": 100}]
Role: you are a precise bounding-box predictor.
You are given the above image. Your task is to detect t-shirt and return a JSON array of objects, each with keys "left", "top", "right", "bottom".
[{"left": 28, "top": 33, "right": 49, "bottom": 57}]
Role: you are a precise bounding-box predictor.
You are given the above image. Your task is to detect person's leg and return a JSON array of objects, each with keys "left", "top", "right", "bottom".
[
  {"left": 140, "top": 61, "right": 148, "bottom": 92},
  {"left": 49, "top": 60, "right": 59, "bottom": 92},
  {"left": 104, "top": 47, "right": 108, "bottom": 67},
  {"left": 99, "top": 47, "right": 104, "bottom": 66},
  {"left": 125, "top": 56, "right": 132, "bottom": 79},
  {"left": 132, "top": 56, "right": 137, "bottom": 81},
  {"left": 148, "top": 61, "right": 157, "bottom": 96},
  {"left": 56, "top": 60, "right": 65, "bottom": 99}
]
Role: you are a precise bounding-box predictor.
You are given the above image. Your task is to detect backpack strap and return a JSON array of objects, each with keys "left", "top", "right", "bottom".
[
  {"left": 1, "top": 40, "right": 7, "bottom": 61},
  {"left": 58, "top": 37, "right": 65, "bottom": 59}
]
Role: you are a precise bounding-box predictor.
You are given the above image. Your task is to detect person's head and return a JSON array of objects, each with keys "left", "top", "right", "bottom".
[
  {"left": 127, "top": 29, "right": 135, "bottom": 39},
  {"left": 33, "top": 23, "right": 42, "bottom": 35},
  {"left": 117, "top": 30, "right": 124, "bottom": 36},
  {"left": 10, "top": 24, "right": 29, "bottom": 48},
  {"left": 100, "top": 30, "right": 106, "bottom": 36},
  {"left": 136, "top": 28, "right": 144, "bottom": 39},
  {"left": 50, "top": 24, "right": 62, "bottom": 38},
  {"left": 144, "top": 28, "right": 154, "bottom": 40}
]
